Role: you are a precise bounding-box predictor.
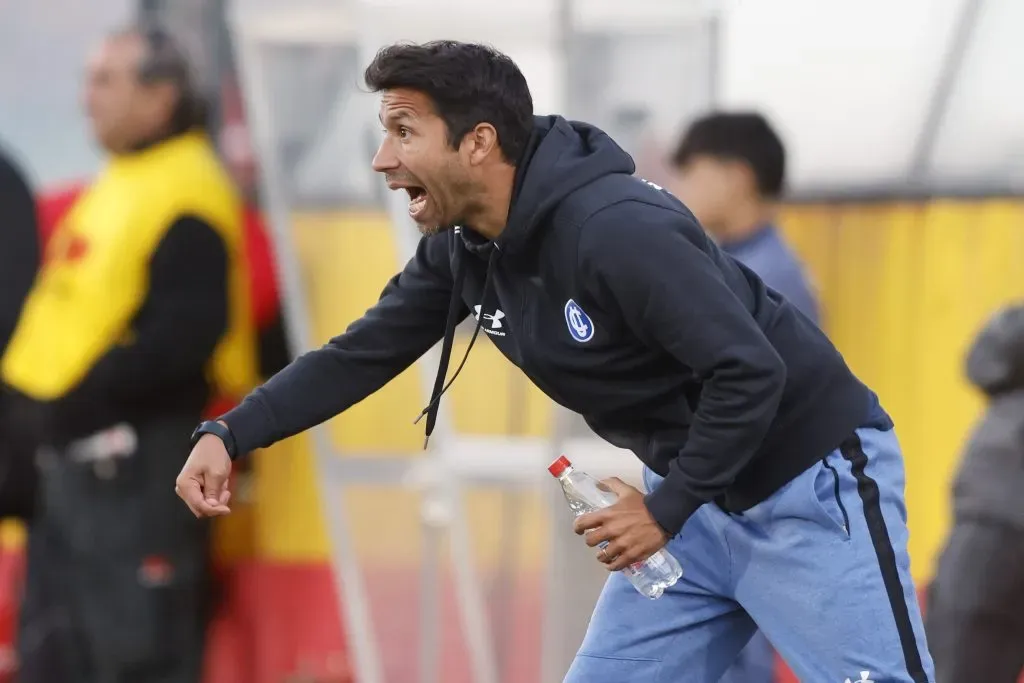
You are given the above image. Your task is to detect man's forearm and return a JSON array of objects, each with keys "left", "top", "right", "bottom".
[
  {"left": 219, "top": 330, "right": 420, "bottom": 455},
  {"left": 218, "top": 232, "right": 461, "bottom": 457}
]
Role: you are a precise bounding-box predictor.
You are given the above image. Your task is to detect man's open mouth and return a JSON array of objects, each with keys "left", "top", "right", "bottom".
[{"left": 406, "top": 186, "right": 428, "bottom": 220}]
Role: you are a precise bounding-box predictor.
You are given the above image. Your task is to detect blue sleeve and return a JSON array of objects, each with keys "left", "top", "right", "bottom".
[
  {"left": 579, "top": 202, "right": 786, "bottom": 535},
  {"left": 752, "top": 257, "right": 820, "bottom": 326}
]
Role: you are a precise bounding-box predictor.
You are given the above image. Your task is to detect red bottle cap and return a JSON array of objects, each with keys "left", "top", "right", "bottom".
[{"left": 548, "top": 455, "right": 572, "bottom": 477}]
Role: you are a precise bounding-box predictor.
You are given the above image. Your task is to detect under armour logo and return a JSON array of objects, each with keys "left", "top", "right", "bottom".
[
  {"left": 473, "top": 305, "right": 507, "bottom": 337},
  {"left": 845, "top": 672, "right": 874, "bottom": 683}
]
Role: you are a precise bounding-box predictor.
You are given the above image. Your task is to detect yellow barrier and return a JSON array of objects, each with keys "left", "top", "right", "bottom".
[
  {"left": 5, "top": 200, "right": 1020, "bottom": 586},
  {"left": 251, "top": 199, "right": 1024, "bottom": 580},
  {"left": 782, "top": 200, "right": 1024, "bottom": 577}
]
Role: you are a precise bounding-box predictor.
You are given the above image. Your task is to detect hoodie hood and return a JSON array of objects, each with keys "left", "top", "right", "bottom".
[
  {"left": 460, "top": 115, "right": 635, "bottom": 255},
  {"left": 966, "top": 303, "right": 1024, "bottom": 395}
]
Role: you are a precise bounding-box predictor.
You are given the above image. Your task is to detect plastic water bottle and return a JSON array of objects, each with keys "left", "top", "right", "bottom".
[{"left": 548, "top": 455, "right": 683, "bottom": 599}]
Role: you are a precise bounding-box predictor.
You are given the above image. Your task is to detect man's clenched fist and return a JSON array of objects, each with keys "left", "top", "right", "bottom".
[{"left": 175, "top": 434, "right": 233, "bottom": 518}]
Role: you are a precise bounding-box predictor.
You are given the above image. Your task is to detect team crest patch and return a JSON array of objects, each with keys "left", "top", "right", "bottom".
[{"left": 564, "top": 299, "right": 595, "bottom": 343}]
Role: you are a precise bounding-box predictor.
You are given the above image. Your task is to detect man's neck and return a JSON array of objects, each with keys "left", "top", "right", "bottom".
[
  {"left": 122, "top": 124, "right": 184, "bottom": 155},
  {"left": 716, "top": 203, "right": 776, "bottom": 246},
  {"left": 466, "top": 165, "right": 516, "bottom": 241}
]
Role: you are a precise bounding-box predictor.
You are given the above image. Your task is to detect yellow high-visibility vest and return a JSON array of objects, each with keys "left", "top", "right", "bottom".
[{"left": 2, "top": 131, "right": 258, "bottom": 402}]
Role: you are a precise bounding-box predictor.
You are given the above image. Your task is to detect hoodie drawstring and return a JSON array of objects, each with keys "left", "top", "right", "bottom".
[{"left": 414, "top": 247, "right": 499, "bottom": 447}]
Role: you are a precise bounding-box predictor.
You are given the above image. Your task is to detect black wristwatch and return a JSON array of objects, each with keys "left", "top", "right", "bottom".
[{"left": 190, "top": 420, "right": 239, "bottom": 460}]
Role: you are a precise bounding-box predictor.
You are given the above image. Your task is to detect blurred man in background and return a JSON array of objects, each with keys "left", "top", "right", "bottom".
[
  {"left": 670, "top": 112, "right": 819, "bottom": 683},
  {"left": 2, "top": 26, "right": 257, "bottom": 683},
  {"left": 671, "top": 112, "right": 819, "bottom": 324},
  {"left": 926, "top": 303, "right": 1024, "bottom": 683},
  {"left": 0, "top": 143, "right": 41, "bottom": 521}
]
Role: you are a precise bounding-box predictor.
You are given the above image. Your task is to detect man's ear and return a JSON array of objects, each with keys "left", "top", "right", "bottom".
[
  {"left": 726, "top": 158, "right": 759, "bottom": 196},
  {"left": 145, "top": 81, "right": 179, "bottom": 123},
  {"left": 464, "top": 123, "right": 499, "bottom": 166}
]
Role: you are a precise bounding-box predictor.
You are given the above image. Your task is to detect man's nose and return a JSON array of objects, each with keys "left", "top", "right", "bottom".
[{"left": 371, "top": 138, "right": 399, "bottom": 173}]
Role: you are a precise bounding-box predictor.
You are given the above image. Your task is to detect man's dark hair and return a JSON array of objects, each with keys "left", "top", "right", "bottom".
[
  {"left": 671, "top": 112, "right": 786, "bottom": 198},
  {"left": 364, "top": 41, "right": 534, "bottom": 163},
  {"left": 118, "top": 26, "right": 208, "bottom": 135}
]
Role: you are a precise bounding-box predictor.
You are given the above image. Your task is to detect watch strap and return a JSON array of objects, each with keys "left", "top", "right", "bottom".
[{"left": 191, "top": 420, "right": 239, "bottom": 460}]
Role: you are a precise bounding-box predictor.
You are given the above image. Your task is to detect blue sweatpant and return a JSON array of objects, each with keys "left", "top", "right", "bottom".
[{"left": 565, "top": 427, "right": 935, "bottom": 683}]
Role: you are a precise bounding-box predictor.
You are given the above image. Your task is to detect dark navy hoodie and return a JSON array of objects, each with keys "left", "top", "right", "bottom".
[{"left": 223, "top": 115, "right": 888, "bottom": 536}]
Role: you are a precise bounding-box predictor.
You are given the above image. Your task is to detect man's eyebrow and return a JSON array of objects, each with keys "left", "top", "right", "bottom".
[{"left": 380, "top": 110, "right": 415, "bottom": 127}]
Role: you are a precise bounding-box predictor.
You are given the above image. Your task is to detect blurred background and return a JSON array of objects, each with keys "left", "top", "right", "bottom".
[{"left": 1, "top": 0, "right": 1022, "bottom": 682}]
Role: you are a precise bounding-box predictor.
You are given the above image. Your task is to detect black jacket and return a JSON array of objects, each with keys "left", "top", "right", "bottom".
[
  {"left": 0, "top": 145, "right": 39, "bottom": 357},
  {"left": 223, "top": 115, "right": 887, "bottom": 535},
  {"left": 0, "top": 145, "right": 39, "bottom": 519},
  {"left": 951, "top": 303, "right": 1024, "bottom": 528}
]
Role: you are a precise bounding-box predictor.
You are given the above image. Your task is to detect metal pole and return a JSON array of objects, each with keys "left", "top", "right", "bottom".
[
  {"left": 382, "top": 183, "right": 453, "bottom": 683},
  {"left": 539, "top": 2, "right": 580, "bottom": 680},
  {"left": 418, "top": 504, "right": 443, "bottom": 683},
  {"left": 383, "top": 182, "right": 501, "bottom": 683},
  {"left": 490, "top": 362, "right": 530, "bottom": 682},
  {"left": 137, "top": 0, "right": 163, "bottom": 24},
  {"left": 539, "top": 408, "right": 590, "bottom": 683},
  {"left": 705, "top": 11, "right": 722, "bottom": 108},
  {"left": 232, "top": 24, "right": 385, "bottom": 683},
  {"left": 204, "top": 0, "right": 228, "bottom": 139},
  {"left": 445, "top": 481, "right": 501, "bottom": 683},
  {"left": 908, "top": 0, "right": 987, "bottom": 182}
]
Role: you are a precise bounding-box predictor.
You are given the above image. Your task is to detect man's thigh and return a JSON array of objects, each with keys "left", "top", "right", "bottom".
[
  {"left": 565, "top": 502, "right": 756, "bottom": 683},
  {"left": 732, "top": 427, "right": 935, "bottom": 683}
]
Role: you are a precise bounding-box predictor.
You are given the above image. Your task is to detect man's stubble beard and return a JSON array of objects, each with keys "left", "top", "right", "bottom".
[
  {"left": 417, "top": 222, "right": 455, "bottom": 238},
  {"left": 416, "top": 171, "right": 481, "bottom": 238}
]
